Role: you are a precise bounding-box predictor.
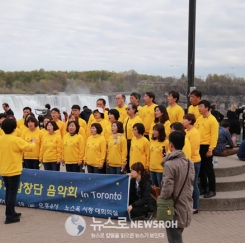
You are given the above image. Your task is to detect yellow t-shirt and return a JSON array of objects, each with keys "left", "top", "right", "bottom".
[
  {"left": 107, "top": 134, "right": 127, "bottom": 167},
  {"left": 130, "top": 136, "right": 150, "bottom": 169},
  {"left": 141, "top": 104, "right": 158, "bottom": 134},
  {"left": 115, "top": 105, "right": 128, "bottom": 123},
  {"left": 63, "top": 133, "right": 85, "bottom": 164},
  {"left": 149, "top": 139, "right": 169, "bottom": 172},
  {"left": 188, "top": 105, "right": 201, "bottom": 120},
  {"left": 123, "top": 116, "right": 143, "bottom": 140},
  {"left": 186, "top": 127, "right": 201, "bottom": 163},
  {"left": 55, "top": 120, "right": 66, "bottom": 138},
  {"left": 167, "top": 104, "right": 185, "bottom": 123},
  {"left": 183, "top": 137, "right": 192, "bottom": 160},
  {"left": 17, "top": 118, "right": 24, "bottom": 129},
  {"left": 195, "top": 114, "right": 219, "bottom": 151}
]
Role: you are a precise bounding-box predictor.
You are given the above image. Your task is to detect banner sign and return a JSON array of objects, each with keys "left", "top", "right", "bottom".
[{"left": 0, "top": 169, "right": 130, "bottom": 219}]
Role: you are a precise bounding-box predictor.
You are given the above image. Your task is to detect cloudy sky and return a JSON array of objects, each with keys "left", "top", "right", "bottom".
[{"left": 0, "top": 0, "right": 244, "bottom": 78}]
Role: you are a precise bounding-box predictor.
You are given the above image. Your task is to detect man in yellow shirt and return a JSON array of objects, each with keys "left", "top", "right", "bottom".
[
  {"left": 115, "top": 94, "right": 127, "bottom": 123},
  {"left": 188, "top": 90, "right": 202, "bottom": 120},
  {"left": 167, "top": 91, "right": 185, "bottom": 123},
  {"left": 17, "top": 107, "right": 32, "bottom": 129},
  {"left": 71, "top": 105, "right": 87, "bottom": 132},
  {"left": 51, "top": 108, "right": 66, "bottom": 138},
  {"left": 141, "top": 92, "right": 157, "bottom": 140},
  {"left": 195, "top": 100, "right": 219, "bottom": 199}
]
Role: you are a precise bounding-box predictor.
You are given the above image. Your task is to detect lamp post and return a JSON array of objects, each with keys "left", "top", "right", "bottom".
[{"left": 187, "top": 0, "right": 196, "bottom": 106}]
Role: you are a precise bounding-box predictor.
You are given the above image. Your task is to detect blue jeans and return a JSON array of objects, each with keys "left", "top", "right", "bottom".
[
  {"left": 87, "top": 165, "right": 103, "bottom": 174},
  {"left": 109, "top": 166, "right": 123, "bottom": 174},
  {"left": 193, "top": 162, "right": 201, "bottom": 209},
  {"left": 2, "top": 175, "right": 20, "bottom": 219},
  {"left": 150, "top": 171, "right": 163, "bottom": 187},
  {"left": 24, "top": 159, "right": 39, "bottom": 170},
  {"left": 43, "top": 162, "right": 60, "bottom": 171}
]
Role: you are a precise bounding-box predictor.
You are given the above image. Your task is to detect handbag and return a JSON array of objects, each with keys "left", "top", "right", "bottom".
[{"left": 157, "top": 160, "right": 190, "bottom": 221}]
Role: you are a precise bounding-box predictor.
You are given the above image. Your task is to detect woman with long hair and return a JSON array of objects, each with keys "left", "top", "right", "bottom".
[
  {"left": 124, "top": 103, "right": 143, "bottom": 172},
  {"left": 107, "top": 121, "right": 127, "bottom": 174},
  {"left": 149, "top": 105, "right": 171, "bottom": 139},
  {"left": 84, "top": 123, "right": 106, "bottom": 174},
  {"left": 130, "top": 123, "right": 150, "bottom": 170},
  {"left": 21, "top": 116, "right": 42, "bottom": 170},
  {"left": 39, "top": 121, "right": 63, "bottom": 171},
  {"left": 183, "top": 113, "right": 201, "bottom": 214},
  {"left": 63, "top": 120, "right": 85, "bottom": 172},
  {"left": 149, "top": 124, "right": 169, "bottom": 187},
  {"left": 128, "top": 162, "right": 156, "bottom": 219}
]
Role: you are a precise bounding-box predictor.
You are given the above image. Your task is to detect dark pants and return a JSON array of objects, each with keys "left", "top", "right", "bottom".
[
  {"left": 130, "top": 206, "right": 149, "bottom": 219},
  {"left": 2, "top": 175, "right": 20, "bottom": 219},
  {"left": 126, "top": 139, "right": 131, "bottom": 173},
  {"left": 166, "top": 227, "right": 184, "bottom": 243},
  {"left": 150, "top": 171, "right": 163, "bottom": 188},
  {"left": 43, "top": 162, "right": 60, "bottom": 171},
  {"left": 109, "top": 166, "right": 123, "bottom": 174},
  {"left": 24, "top": 159, "right": 39, "bottom": 170},
  {"left": 87, "top": 164, "right": 104, "bottom": 174},
  {"left": 193, "top": 162, "right": 201, "bottom": 209},
  {"left": 66, "top": 164, "right": 80, "bottom": 172},
  {"left": 199, "top": 145, "right": 216, "bottom": 192}
]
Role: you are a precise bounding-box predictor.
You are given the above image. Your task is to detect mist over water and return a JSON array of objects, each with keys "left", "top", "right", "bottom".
[{"left": 0, "top": 94, "right": 113, "bottom": 120}]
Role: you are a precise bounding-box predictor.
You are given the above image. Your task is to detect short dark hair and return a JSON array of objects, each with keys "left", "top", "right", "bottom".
[
  {"left": 145, "top": 92, "right": 155, "bottom": 103},
  {"left": 152, "top": 124, "right": 166, "bottom": 142},
  {"left": 221, "top": 120, "right": 230, "bottom": 128},
  {"left": 83, "top": 106, "right": 88, "bottom": 109},
  {"left": 108, "top": 109, "right": 120, "bottom": 120},
  {"left": 183, "top": 113, "right": 196, "bottom": 125},
  {"left": 6, "top": 115, "right": 16, "bottom": 121},
  {"left": 169, "top": 131, "right": 185, "bottom": 150},
  {"left": 45, "top": 104, "right": 51, "bottom": 109},
  {"left": 71, "top": 105, "right": 81, "bottom": 111},
  {"left": 198, "top": 100, "right": 211, "bottom": 110},
  {"left": 190, "top": 90, "right": 202, "bottom": 98},
  {"left": 97, "top": 98, "right": 106, "bottom": 105},
  {"left": 1, "top": 118, "right": 17, "bottom": 134},
  {"left": 130, "top": 92, "right": 141, "bottom": 100},
  {"left": 46, "top": 120, "right": 59, "bottom": 131},
  {"left": 67, "top": 121, "right": 80, "bottom": 134},
  {"left": 168, "top": 91, "right": 180, "bottom": 102},
  {"left": 112, "top": 121, "right": 124, "bottom": 133},
  {"left": 24, "top": 113, "right": 35, "bottom": 126},
  {"left": 91, "top": 123, "right": 103, "bottom": 134},
  {"left": 26, "top": 116, "right": 39, "bottom": 128},
  {"left": 133, "top": 123, "right": 145, "bottom": 135},
  {"left": 0, "top": 113, "right": 7, "bottom": 119},
  {"left": 170, "top": 122, "right": 186, "bottom": 135},
  {"left": 2, "top": 103, "right": 9, "bottom": 107},
  {"left": 122, "top": 94, "right": 126, "bottom": 101},
  {"left": 23, "top": 107, "right": 32, "bottom": 112},
  {"left": 51, "top": 108, "right": 60, "bottom": 114}
]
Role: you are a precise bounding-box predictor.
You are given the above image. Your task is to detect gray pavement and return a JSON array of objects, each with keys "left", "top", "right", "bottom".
[{"left": 0, "top": 205, "right": 244, "bottom": 243}]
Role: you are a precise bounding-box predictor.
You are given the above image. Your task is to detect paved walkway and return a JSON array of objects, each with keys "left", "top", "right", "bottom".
[{"left": 0, "top": 205, "right": 244, "bottom": 243}]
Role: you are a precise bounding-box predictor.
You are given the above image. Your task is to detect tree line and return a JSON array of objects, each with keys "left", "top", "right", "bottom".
[{"left": 0, "top": 69, "right": 244, "bottom": 96}]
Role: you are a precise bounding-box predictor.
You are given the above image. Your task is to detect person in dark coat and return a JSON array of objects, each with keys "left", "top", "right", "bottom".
[
  {"left": 128, "top": 162, "right": 156, "bottom": 219},
  {"left": 210, "top": 104, "right": 224, "bottom": 123},
  {"left": 79, "top": 106, "right": 92, "bottom": 124},
  {"left": 2, "top": 103, "right": 14, "bottom": 116}
]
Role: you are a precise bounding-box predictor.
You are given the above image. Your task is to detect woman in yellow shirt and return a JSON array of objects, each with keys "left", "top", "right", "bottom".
[
  {"left": 107, "top": 121, "right": 127, "bottom": 174},
  {"left": 124, "top": 103, "right": 143, "bottom": 173},
  {"left": 39, "top": 121, "right": 63, "bottom": 171},
  {"left": 21, "top": 116, "right": 42, "bottom": 169},
  {"left": 63, "top": 121, "right": 85, "bottom": 172},
  {"left": 149, "top": 124, "right": 169, "bottom": 187},
  {"left": 130, "top": 123, "right": 150, "bottom": 169},
  {"left": 183, "top": 113, "right": 201, "bottom": 214},
  {"left": 170, "top": 122, "right": 192, "bottom": 160},
  {"left": 84, "top": 123, "right": 106, "bottom": 174},
  {"left": 149, "top": 105, "right": 171, "bottom": 139},
  {"left": 0, "top": 118, "right": 36, "bottom": 224}
]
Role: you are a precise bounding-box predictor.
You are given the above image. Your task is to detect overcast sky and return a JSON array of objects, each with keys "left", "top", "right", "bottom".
[{"left": 0, "top": 0, "right": 244, "bottom": 78}]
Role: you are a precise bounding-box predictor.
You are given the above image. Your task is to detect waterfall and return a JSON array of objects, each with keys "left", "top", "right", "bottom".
[{"left": 0, "top": 94, "right": 130, "bottom": 120}]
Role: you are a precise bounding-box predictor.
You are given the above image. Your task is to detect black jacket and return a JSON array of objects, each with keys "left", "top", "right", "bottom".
[
  {"left": 129, "top": 177, "right": 156, "bottom": 211},
  {"left": 79, "top": 109, "right": 92, "bottom": 123}
]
